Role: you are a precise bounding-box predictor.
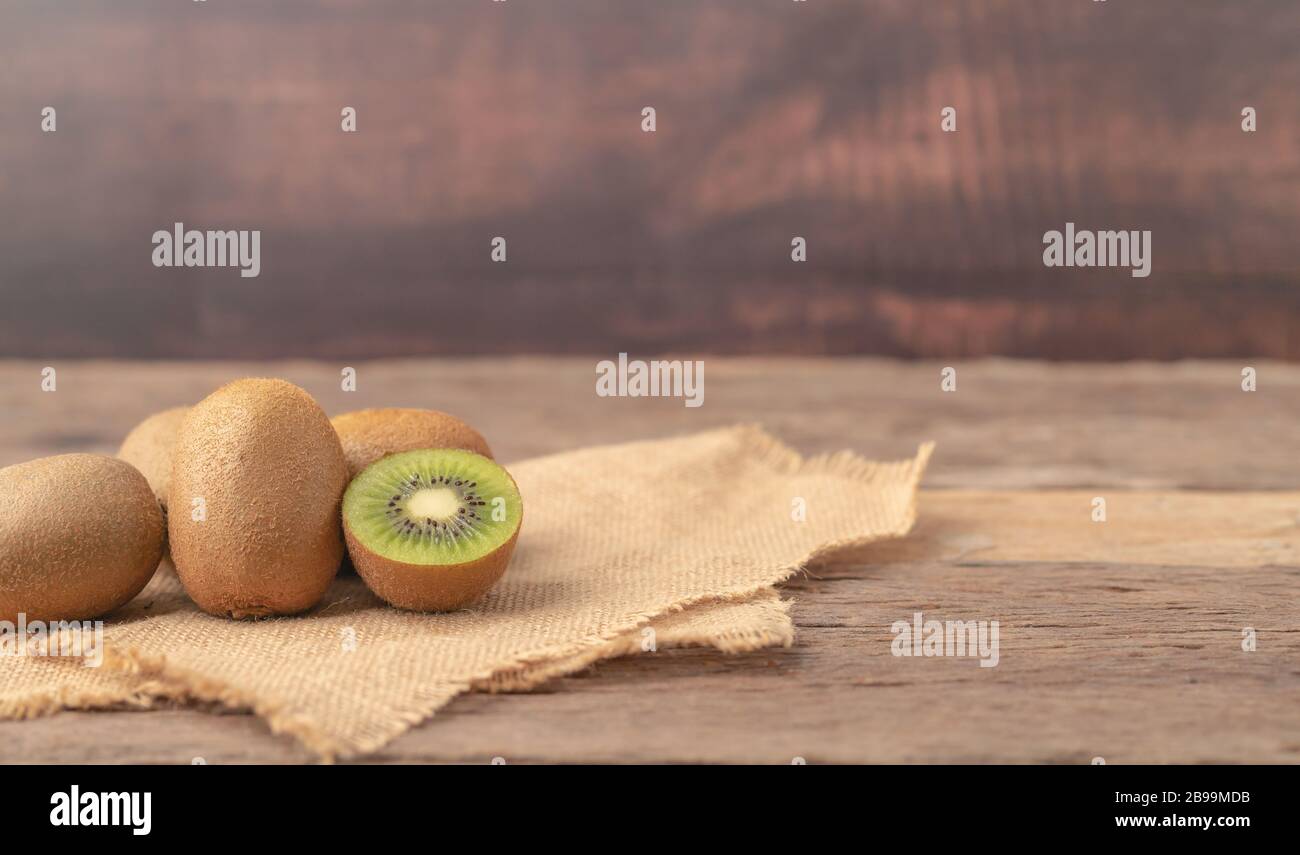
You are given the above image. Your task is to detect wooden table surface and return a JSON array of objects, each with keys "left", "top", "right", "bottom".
[{"left": 1, "top": 357, "right": 1297, "bottom": 763}]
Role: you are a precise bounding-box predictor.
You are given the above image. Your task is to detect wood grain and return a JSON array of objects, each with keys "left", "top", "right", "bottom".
[
  {"left": 1, "top": 1, "right": 1298, "bottom": 358},
  {"left": 2, "top": 358, "right": 1297, "bottom": 488},
  {"left": 2, "top": 547, "right": 1295, "bottom": 764},
  {"left": 0, "top": 358, "right": 1296, "bottom": 763}
]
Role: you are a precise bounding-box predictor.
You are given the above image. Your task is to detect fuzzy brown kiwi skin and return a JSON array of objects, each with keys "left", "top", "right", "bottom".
[
  {"left": 169, "top": 379, "right": 347, "bottom": 619},
  {"left": 332, "top": 408, "right": 493, "bottom": 480},
  {"left": 117, "top": 406, "right": 189, "bottom": 510},
  {"left": 0, "top": 454, "right": 164, "bottom": 623},
  {"left": 345, "top": 523, "right": 519, "bottom": 612},
  {"left": 117, "top": 406, "right": 189, "bottom": 561}
]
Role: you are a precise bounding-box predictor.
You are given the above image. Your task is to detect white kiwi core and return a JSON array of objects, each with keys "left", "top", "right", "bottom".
[{"left": 407, "top": 487, "right": 460, "bottom": 520}]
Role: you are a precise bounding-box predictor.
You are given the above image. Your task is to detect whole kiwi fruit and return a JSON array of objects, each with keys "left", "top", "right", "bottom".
[
  {"left": 0, "top": 454, "right": 164, "bottom": 623},
  {"left": 342, "top": 448, "right": 522, "bottom": 611},
  {"left": 117, "top": 406, "right": 188, "bottom": 524},
  {"left": 332, "top": 408, "right": 492, "bottom": 480},
  {"left": 169, "top": 379, "right": 347, "bottom": 618}
]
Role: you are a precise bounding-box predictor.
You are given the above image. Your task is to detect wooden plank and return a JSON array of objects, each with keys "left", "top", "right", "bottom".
[
  {"left": 1, "top": 358, "right": 1297, "bottom": 489},
  {"left": 372, "top": 564, "right": 1299, "bottom": 765},
  {"left": 855, "top": 490, "right": 1300, "bottom": 568},
  {"left": 1, "top": 558, "right": 1294, "bottom": 764},
  {"left": 1, "top": 358, "right": 1296, "bottom": 762}
]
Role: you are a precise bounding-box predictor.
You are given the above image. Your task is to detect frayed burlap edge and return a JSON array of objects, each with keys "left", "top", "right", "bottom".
[
  {"left": 473, "top": 593, "right": 797, "bottom": 694},
  {"left": 12, "top": 427, "right": 934, "bottom": 761},
  {"left": 0, "top": 668, "right": 191, "bottom": 719}
]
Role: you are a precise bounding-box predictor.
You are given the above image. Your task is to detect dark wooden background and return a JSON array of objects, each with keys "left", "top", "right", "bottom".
[{"left": 2, "top": 0, "right": 1298, "bottom": 360}]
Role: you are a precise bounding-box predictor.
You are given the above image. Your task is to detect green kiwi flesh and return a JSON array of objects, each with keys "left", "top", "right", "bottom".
[{"left": 343, "top": 448, "right": 522, "bottom": 611}]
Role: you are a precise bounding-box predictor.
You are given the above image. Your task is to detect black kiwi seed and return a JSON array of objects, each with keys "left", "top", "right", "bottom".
[{"left": 379, "top": 466, "right": 496, "bottom": 536}]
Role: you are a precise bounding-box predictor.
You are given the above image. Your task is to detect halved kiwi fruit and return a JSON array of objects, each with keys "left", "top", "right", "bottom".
[{"left": 343, "top": 448, "right": 522, "bottom": 612}]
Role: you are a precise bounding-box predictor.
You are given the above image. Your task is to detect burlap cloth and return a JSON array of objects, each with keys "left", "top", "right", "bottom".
[{"left": 0, "top": 426, "right": 932, "bottom": 760}]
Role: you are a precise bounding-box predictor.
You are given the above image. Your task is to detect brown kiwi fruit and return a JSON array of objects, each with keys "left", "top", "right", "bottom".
[
  {"left": 169, "top": 379, "right": 347, "bottom": 618},
  {"left": 0, "top": 454, "right": 164, "bottom": 623},
  {"left": 342, "top": 448, "right": 521, "bottom": 611},
  {"left": 117, "top": 406, "right": 188, "bottom": 510},
  {"left": 117, "top": 407, "right": 188, "bottom": 563},
  {"left": 332, "top": 408, "right": 493, "bottom": 480}
]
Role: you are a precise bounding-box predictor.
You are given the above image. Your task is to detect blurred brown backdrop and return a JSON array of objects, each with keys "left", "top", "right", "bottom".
[{"left": 1, "top": 0, "right": 1297, "bottom": 360}]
